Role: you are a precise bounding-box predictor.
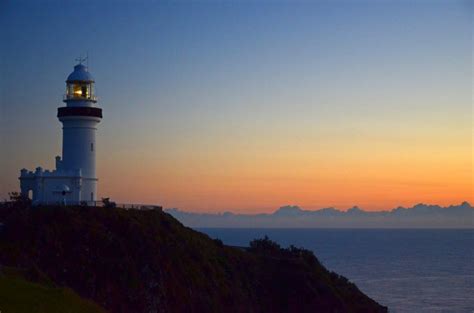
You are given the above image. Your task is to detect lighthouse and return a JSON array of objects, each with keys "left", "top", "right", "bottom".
[{"left": 19, "top": 61, "right": 103, "bottom": 205}]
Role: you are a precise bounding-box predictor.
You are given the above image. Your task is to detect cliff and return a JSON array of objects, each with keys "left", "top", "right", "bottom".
[{"left": 0, "top": 203, "right": 387, "bottom": 313}]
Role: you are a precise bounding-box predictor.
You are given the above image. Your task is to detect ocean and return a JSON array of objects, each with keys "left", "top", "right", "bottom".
[{"left": 198, "top": 228, "right": 474, "bottom": 313}]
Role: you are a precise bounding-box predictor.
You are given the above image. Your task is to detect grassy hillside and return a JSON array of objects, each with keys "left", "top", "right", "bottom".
[
  {"left": 0, "top": 267, "right": 105, "bottom": 313},
  {"left": 0, "top": 203, "right": 387, "bottom": 313}
]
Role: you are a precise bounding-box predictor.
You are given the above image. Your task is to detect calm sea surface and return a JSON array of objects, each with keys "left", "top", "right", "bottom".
[{"left": 198, "top": 228, "right": 473, "bottom": 313}]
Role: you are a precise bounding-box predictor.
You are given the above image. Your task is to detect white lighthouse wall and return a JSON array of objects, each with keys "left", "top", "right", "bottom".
[
  {"left": 81, "top": 178, "right": 98, "bottom": 203},
  {"left": 61, "top": 117, "right": 100, "bottom": 179},
  {"left": 39, "top": 177, "right": 81, "bottom": 204}
]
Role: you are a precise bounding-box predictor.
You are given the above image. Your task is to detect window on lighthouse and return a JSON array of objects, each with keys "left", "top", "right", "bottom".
[{"left": 67, "top": 83, "right": 91, "bottom": 99}]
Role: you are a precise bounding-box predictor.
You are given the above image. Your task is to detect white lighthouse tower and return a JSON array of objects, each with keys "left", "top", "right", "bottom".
[
  {"left": 19, "top": 61, "right": 103, "bottom": 205},
  {"left": 59, "top": 61, "right": 102, "bottom": 202}
]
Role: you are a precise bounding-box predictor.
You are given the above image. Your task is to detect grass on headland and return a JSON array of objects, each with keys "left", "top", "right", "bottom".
[{"left": 0, "top": 267, "right": 105, "bottom": 313}]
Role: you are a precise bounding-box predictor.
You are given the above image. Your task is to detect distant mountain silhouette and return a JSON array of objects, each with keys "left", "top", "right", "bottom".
[{"left": 166, "top": 202, "right": 473, "bottom": 228}]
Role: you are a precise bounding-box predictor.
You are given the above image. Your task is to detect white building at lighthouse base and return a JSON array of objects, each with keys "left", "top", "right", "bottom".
[{"left": 19, "top": 156, "right": 97, "bottom": 205}]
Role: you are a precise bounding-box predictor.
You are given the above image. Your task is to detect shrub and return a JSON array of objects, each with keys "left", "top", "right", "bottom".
[
  {"left": 101, "top": 198, "right": 116, "bottom": 209},
  {"left": 249, "top": 236, "right": 281, "bottom": 254}
]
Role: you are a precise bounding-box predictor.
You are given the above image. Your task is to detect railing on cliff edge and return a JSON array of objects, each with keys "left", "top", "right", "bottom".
[{"left": 0, "top": 199, "right": 163, "bottom": 212}]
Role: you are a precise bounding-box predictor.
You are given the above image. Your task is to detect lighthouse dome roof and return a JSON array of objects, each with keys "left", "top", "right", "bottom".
[{"left": 66, "top": 63, "right": 94, "bottom": 83}]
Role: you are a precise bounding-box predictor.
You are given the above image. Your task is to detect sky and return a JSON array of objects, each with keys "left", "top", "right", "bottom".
[{"left": 0, "top": 0, "right": 472, "bottom": 213}]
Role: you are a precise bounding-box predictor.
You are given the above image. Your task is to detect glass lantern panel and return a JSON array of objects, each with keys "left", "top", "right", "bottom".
[{"left": 68, "top": 83, "right": 92, "bottom": 98}]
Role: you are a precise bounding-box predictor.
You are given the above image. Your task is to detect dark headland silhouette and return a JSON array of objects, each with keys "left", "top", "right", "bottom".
[
  {"left": 0, "top": 200, "right": 387, "bottom": 313},
  {"left": 167, "top": 202, "right": 473, "bottom": 228}
]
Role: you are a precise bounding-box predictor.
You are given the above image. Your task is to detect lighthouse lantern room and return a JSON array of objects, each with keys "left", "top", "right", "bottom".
[{"left": 19, "top": 61, "right": 103, "bottom": 205}]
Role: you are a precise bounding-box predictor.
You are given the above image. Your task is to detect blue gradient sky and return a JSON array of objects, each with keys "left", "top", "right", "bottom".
[{"left": 1, "top": 1, "right": 472, "bottom": 211}]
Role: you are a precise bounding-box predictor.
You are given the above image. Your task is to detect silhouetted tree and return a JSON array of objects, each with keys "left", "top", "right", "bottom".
[
  {"left": 249, "top": 236, "right": 281, "bottom": 254},
  {"left": 8, "top": 192, "right": 31, "bottom": 205}
]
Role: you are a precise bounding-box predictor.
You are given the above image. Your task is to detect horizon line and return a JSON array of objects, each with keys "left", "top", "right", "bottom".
[{"left": 166, "top": 201, "right": 472, "bottom": 215}]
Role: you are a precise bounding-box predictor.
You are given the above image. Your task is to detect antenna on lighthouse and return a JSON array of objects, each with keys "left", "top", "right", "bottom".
[{"left": 75, "top": 55, "right": 88, "bottom": 65}]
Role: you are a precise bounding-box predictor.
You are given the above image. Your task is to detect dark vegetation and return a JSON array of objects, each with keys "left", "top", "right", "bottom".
[
  {"left": 0, "top": 200, "right": 387, "bottom": 313},
  {"left": 0, "top": 266, "right": 105, "bottom": 313},
  {"left": 101, "top": 197, "right": 116, "bottom": 209}
]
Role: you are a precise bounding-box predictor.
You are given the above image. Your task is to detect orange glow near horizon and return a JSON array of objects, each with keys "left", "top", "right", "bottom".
[{"left": 97, "top": 120, "right": 473, "bottom": 213}]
